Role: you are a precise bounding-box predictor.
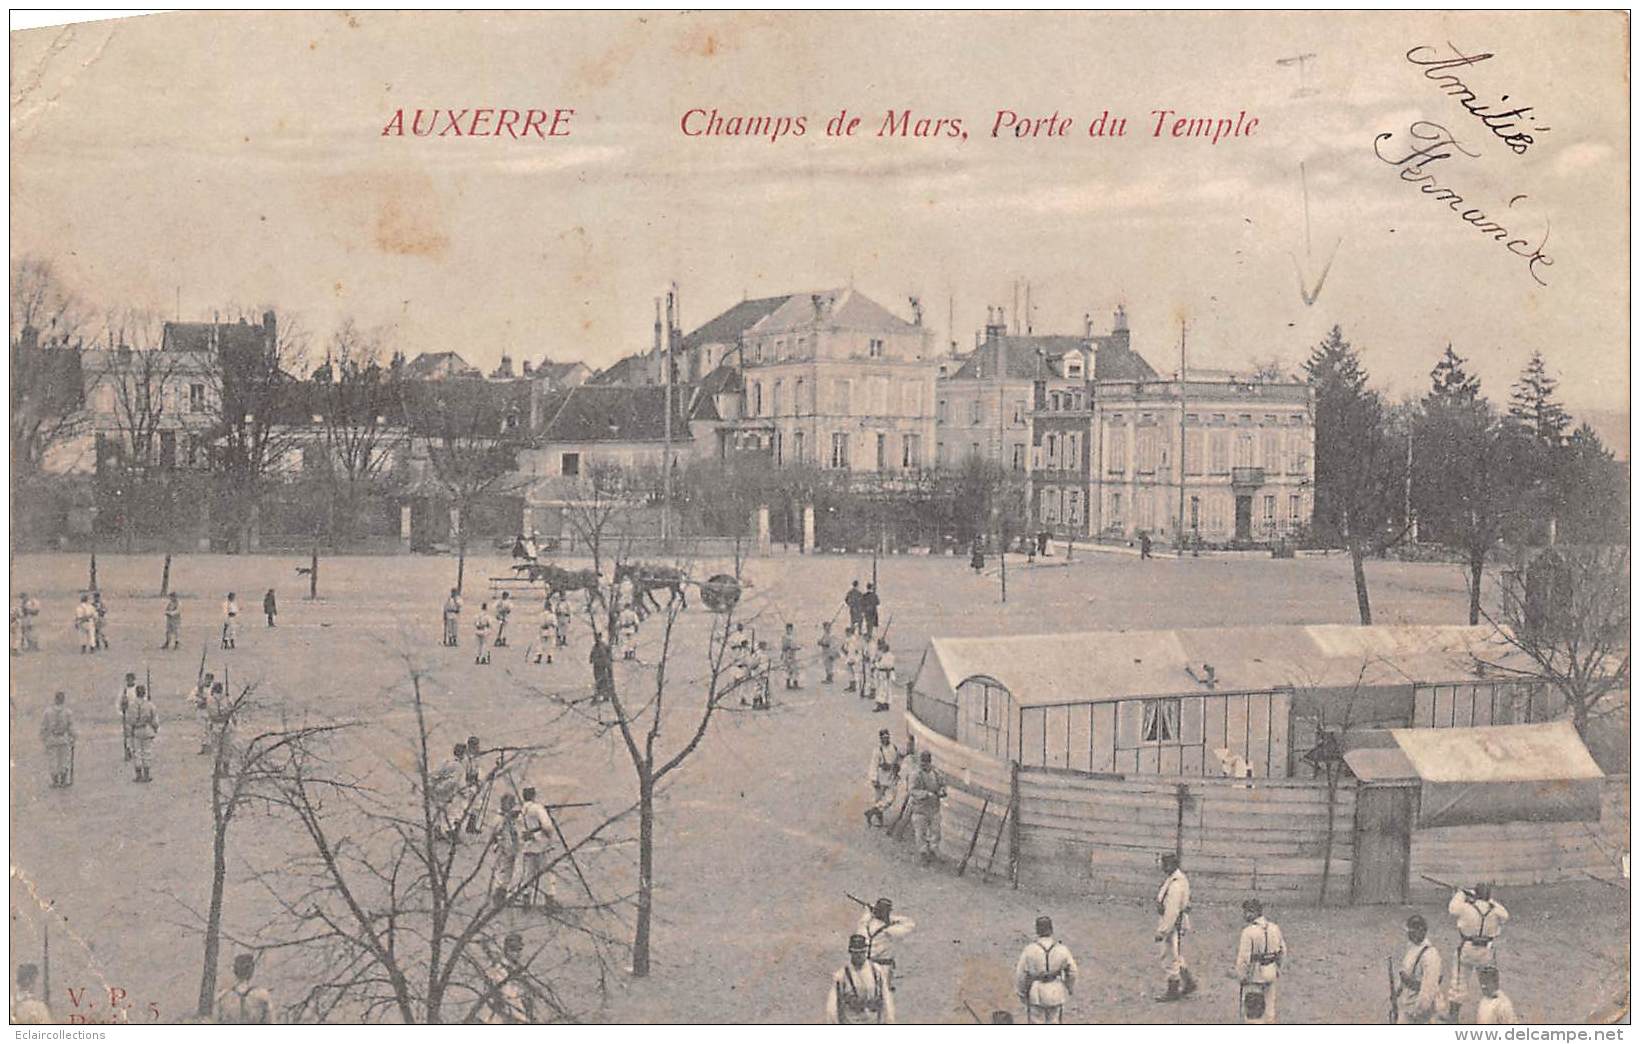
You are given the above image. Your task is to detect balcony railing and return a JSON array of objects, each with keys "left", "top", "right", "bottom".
[{"left": 1231, "top": 466, "right": 1265, "bottom": 487}]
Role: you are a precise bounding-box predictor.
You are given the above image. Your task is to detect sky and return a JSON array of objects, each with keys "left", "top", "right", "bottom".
[{"left": 9, "top": 11, "right": 1630, "bottom": 435}]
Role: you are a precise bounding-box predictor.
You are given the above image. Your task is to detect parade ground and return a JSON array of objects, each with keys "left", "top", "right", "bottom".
[{"left": 8, "top": 548, "right": 1628, "bottom": 1024}]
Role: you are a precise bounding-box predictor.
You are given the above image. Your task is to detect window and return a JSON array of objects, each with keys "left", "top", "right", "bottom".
[
  {"left": 1012, "top": 400, "right": 1026, "bottom": 426},
  {"left": 868, "top": 338, "right": 884, "bottom": 358},
  {"left": 1210, "top": 431, "right": 1229, "bottom": 474},
  {"left": 1289, "top": 493, "right": 1301, "bottom": 522},
  {"left": 1141, "top": 699, "right": 1180, "bottom": 743},
  {"left": 752, "top": 382, "right": 763, "bottom": 416},
  {"left": 830, "top": 433, "right": 850, "bottom": 469},
  {"left": 969, "top": 400, "right": 982, "bottom": 425},
  {"left": 772, "top": 379, "right": 783, "bottom": 416},
  {"left": 1011, "top": 443, "right": 1025, "bottom": 471},
  {"left": 1111, "top": 492, "right": 1124, "bottom": 524},
  {"left": 1261, "top": 431, "right": 1280, "bottom": 471},
  {"left": 1184, "top": 430, "right": 1204, "bottom": 475},
  {"left": 561, "top": 452, "right": 581, "bottom": 477},
  {"left": 876, "top": 433, "right": 887, "bottom": 470},
  {"left": 936, "top": 399, "right": 948, "bottom": 423},
  {"left": 753, "top": 341, "right": 764, "bottom": 363},
  {"left": 1264, "top": 495, "right": 1276, "bottom": 525},
  {"left": 792, "top": 431, "right": 805, "bottom": 465},
  {"left": 794, "top": 378, "right": 805, "bottom": 414},
  {"left": 1286, "top": 431, "right": 1308, "bottom": 474},
  {"left": 1137, "top": 429, "right": 1158, "bottom": 474},
  {"left": 1045, "top": 434, "right": 1057, "bottom": 463},
  {"left": 1235, "top": 432, "right": 1254, "bottom": 468},
  {"left": 774, "top": 431, "right": 783, "bottom": 466},
  {"left": 902, "top": 433, "right": 920, "bottom": 469},
  {"left": 186, "top": 434, "right": 202, "bottom": 468},
  {"left": 1067, "top": 433, "right": 1079, "bottom": 464},
  {"left": 832, "top": 378, "right": 852, "bottom": 413},
  {"left": 774, "top": 339, "right": 786, "bottom": 361},
  {"left": 1106, "top": 425, "right": 1126, "bottom": 475}
]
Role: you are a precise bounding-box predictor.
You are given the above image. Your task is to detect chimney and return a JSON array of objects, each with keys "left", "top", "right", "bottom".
[
  {"left": 522, "top": 360, "right": 534, "bottom": 377},
  {"left": 528, "top": 379, "right": 543, "bottom": 431},
  {"left": 909, "top": 296, "right": 923, "bottom": 326},
  {"left": 263, "top": 310, "right": 278, "bottom": 353},
  {"left": 1083, "top": 312, "right": 1093, "bottom": 339},
  {"left": 1112, "top": 304, "right": 1131, "bottom": 350},
  {"left": 984, "top": 306, "right": 1007, "bottom": 344},
  {"left": 653, "top": 297, "right": 663, "bottom": 358}
]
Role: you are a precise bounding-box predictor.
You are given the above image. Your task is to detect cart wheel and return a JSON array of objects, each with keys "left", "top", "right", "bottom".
[{"left": 700, "top": 574, "right": 742, "bottom": 613}]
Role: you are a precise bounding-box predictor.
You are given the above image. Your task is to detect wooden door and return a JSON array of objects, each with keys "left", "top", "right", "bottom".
[
  {"left": 1235, "top": 496, "right": 1253, "bottom": 540},
  {"left": 1351, "top": 785, "right": 1414, "bottom": 904}
]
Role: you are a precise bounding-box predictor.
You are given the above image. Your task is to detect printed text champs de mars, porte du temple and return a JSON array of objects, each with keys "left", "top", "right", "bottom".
[
  {"left": 676, "top": 107, "right": 1259, "bottom": 144},
  {"left": 1373, "top": 120, "right": 1553, "bottom": 287}
]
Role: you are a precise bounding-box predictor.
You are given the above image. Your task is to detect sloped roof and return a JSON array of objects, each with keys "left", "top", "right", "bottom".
[
  {"left": 1391, "top": 721, "right": 1602, "bottom": 784},
  {"left": 750, "top": 288, "right": 921, "bottom": 336},
  {"left": 949, "top": 336, "right": 1088, "bottom": 381},
  {"left": 589, "top": 352, "right": 652, "bottom": 386},
  {"left": 163, "top": 319, "right": 270, "bottom": 355},
  {"left": 404, "top": 351, "right": 480, "bottom": 379},
  {"left": 928, "top": 624, "right": 1519, "bottom": 708},
  {"left": 1092, "top": 335, "right": 1159, "bottom": 381},
  {"left": 683, "top": 295, "right": 791, "bottom": 351},
  {"left": 537, "top": 384, "right": 693, "bottom": 444},
  {"left": 688, "top": 364, "right": 744, "bottom": 421}
]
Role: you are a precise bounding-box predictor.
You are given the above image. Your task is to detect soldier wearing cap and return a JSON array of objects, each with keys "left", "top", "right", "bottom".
[
  {"left": 1014, "top": 914, "right": 1078, "bottom": 1024},
  {"left": 518, "top": 786, "right": 557, "bottom": 909},
  {"left": 1154, "top": 852, "right": 1196, "bottom": 1001},
  {"left": 40, "top": 691, "right": 77, "bottom": 788},
  {"left": 1395, "top": 914, "right": 1444, "bottom": 1024},
  {"left": 857, "top": 897, "right": 915, "bottom": 992},
  {"left": 216, "top": 953, "right": 274, "bottom": 1024},
  {"left": 481, "top": 932, "right": 536, "bottom": 1024},
  {"left": 1232, "top": 898, "right": 1285, "bottom": 1023},
  {"left": 1447, "top": 882, "right": 1508, "bottom": 1022},
  {"left": 907, "top": 751, "right": 946, "bottom": 864},
  {"left": 490, "top": 793, "right": 523, "bottom": 907},
  {"left": 1475, "top": 966, "right": 1519, "bottom": 1025},
  {"left": 825, "top": 934, "right": 894, "bottom": 1024},
  {"left": 865, "top": 729, "right": 901, "bottom": 827}
]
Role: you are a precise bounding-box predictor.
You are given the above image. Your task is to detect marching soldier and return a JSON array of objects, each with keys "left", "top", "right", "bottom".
[
  {"left": 40, "top": 690, "right": 77, "bottom": 788},
  {"left": 825, "top": 934, "right": 894, "bottom": 1024},
  {"left": 1395, "top": 914, "right": 1444, "bottom": 1024},
  {"left": 842, "top": 626, "right": 862, "bottom": 694},
  {"left": 818, "top": 620, "right": 838, "bottom": 684},
  {"left": 1154, "top": 853, "right": 1197, "bottom": 1001},
  {"left": 1232, "top": 898, "right": 1285, "bottom": 1023},
  {"left": 1014, "top": 915, "right": 1078, "bottom": 1024},
  {"left": 75, "top": 593, "right": 97, "bottom": 654},
  {"left": 220, "top": 592, "right": 240, "bottom": 650},
  {"left": 907, "top": 751, "right": 946, "bottom": 864},
  {"left": 749, "top": 641, "right": 772, "bottom": 709},
  {"left": 1475, "top": 966, "right": 1519, "bottom": 1025},
  {"left": 432, "top": 743, "right": 467, "bottom": 841},
  {"left": 11, "top": 964, "right": 52, "bottom": 1023},
  {"left": 209, "top": 682, "right": 235, "bottom": 754},
  {"left": 618, "top": 604, "right": 640, "bottom": 660},
  {"left": 857, "top": 897, "right": 914, "bottom": 991},
  {"left": 129, "top": 685, "right": 160, "bottom": 783},
  {"left": 1447, "top": 882, "right": 1508, "bottom": 1023},
  {"left": 215, "top": 953, "right": 274, "bottom": 1024},
  {"left": 118, "top": 671, "right": 139, "bottom": 761},
  {"left": 443, "top": 588, "right": 463, "bottom": 647},
  {"left": 865, "top": 729, "right": 901, "bottom": 827},
  {"left": 780, "top": 622, "right": 801, "bottom": 690},
  {"left": 480, "top": 932, "right": 536, "bottom": 1024},
  {"left": 493, "top": 591, "right": 513, "bottom": 647},
  {"left": 518, "top": 786, "right": 556, "bottom": 909},
  {"left": 490, "top": 793, "right": 523, "bottom": 907},
  {"left": 462, "top": 736, "right": 484, "bottom": 833},
  {"left": 473, "top": 603, "right": 494, "bottom": 664},
  {"left": 162, "top": 593, "right": 183, "bottom": 650},
  {"left": 526, "top": 605, "right": 554, "bottom": 665},
  {"left": 92, "top": 590, "right": 110, "bottom": 649},
  {"left": 872, "top": 639, "right": 896, "bottom": 713},
  {"left": 192, "top": 672, "right": 216, "bottom": 754},
  {"left": 21, "top": 591, "right": 42, "bottom": 651}
]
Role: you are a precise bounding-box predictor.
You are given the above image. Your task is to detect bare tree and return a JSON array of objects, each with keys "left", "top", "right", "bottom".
[
  {"left": 9, "top": 257, "right": 89, "bottom": 489},
  {"left": 250, "top": 654, "right": 631, "bottom": 1022},
  {"left": 310, "top": 321, "right": 406, "bottom": 544},
  {"left": 89, "top": 313, "right": 188, "bottom": 550},
  {"left": 418, "top": 384, "right": 527, "bottom": 591},
  {"left": 1477, "top": 546, "right": 1631, "bottom": 739}
]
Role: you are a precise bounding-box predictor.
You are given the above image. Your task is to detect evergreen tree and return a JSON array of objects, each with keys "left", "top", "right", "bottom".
[
  {"left": 1507, "top": 351, "right": 1571, "bottom": 444},
  {"left": 1427, "top": 343, "right": 1481, "bottom": 405}
]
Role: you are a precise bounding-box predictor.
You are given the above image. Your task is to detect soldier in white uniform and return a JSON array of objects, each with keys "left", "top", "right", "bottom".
[
  {"left": 1395, "top": 914, "right": 1444, "bottom": 1024},
  {"left": 191, "top": 672, "right": 216, "bottom": 754},
  {"left": 493, "top": 591, "right": 513, "bottom": 647},
  {"left": 618, "top": 605, "right": 640, "bottom": 660},
  {"left": 442, "top": 588, "right": 463, "bottom": 647},
  {"left": 1232, "top": 898, "right": 1285, "bottom": 1023},
  {"left": 40, "top": 691, "right": 77, "bottom": 787},
  {"left": 215, "top": 953, "right": 274, "bottom": 1024},
  {"left": 857, "top": 897, "right": 915, "bottom": 992},
  {"left": 481, "top": 933, "right": 536, "bottom": 1024},
  {"left": 842, "top": 626, "right": 862, "bottom": 694},
  {"left": 1154, "top": 853, "right": 1197, "bottom": 1001},
  {"left": 1447, "top": 883, "right": 1508, "bottom": 1023},
  {"left": 552, "top": 594, "right": 572, "bottom": 647},
  {"left": 129, "top": 685, "right": 160, "bottom": 783},
  {"left": 490, "top": 793, "right": 522, "bottom": 908},
  {"left": 473, "top": 603, "right": 494, "bottom": 664},
  {"left": 1475, "top": 966, "right": 1519, "bottom": 1025},
  {"left": 220, "top": 592, "right": 240, "bottom": 649},
  {"left": 1014, "top": 915, "right": 1078, "bottom": 1024},
  {"left": 518, "top": 786, "right": 557, "bottom": 909},
  {"left": 431, "top": 743, "right": 468, "bottom": 841},
  {"left": 826, "top": 934, "right": 894, "bottom": 1024},
  {"left": 865, "top": 729, "right": 901, "bottom": 827},
  {"left": 118, "top": 671, "right": 139, "bottom": 761},
  {"left": 75, "top": 593, "right": 97, "bottom": 653},
  {"left": 872, "top": 640, "right": 896, "bottom": 713}
]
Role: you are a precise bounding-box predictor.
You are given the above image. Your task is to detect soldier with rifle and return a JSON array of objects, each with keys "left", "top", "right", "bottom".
[
  {"left": 40, "top": 691, "right": 77, "bottom": 788},
  {"left": 462, "top": 735, "right": 485, "bottom": 833},
  {"left": 851, "top": 895, "right": 914, "bottom": 992},
  {"left": 1014, "top": 915, "right": 1078, "bottom": 1024},
  {"left": 1392, "top": 914, "right": 1444, "bottom": 1024},
  {"left": 864, "top": 729, "right": 901, "bottom": 827},
  {"left": 1427, "top": 875, "right": 1508, "bottom": 1022},
  {"left": 907, "top": 750, "right": 946, "bottom": 864},
  {"left": 825, "top": 934, "right": 894, "bottom": 1024},
  {"left": 518, "top": 786, "right": 557, "bottom": 909},
  {"left": 1154, "top": 852, "right": 1197, "bottom": 1002},
  {"left": 117, "top": 671, "right": 139, "bottom": 762},
  {"left": 129, "top": 685, "right": 160, "bottom": 783},
  {"left": 479, "top": 932, "right": 536, "bottom": 1024},
  {"left": 191, "top": 661, "right": 215, "bottom": 755},
  {"left": 1231, "top": 898, "right": 1285, "bottom": 1023}
]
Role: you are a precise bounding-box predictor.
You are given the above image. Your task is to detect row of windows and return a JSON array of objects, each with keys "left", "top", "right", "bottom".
[
  {"left": 96, "top": 431, "right": 211, "bottom": 470},
  {"left": 935, "top": 398, "right": 1032, "bottom": 427},
  {"left": 1110, "top": 411, "right": 1307, "bottom": 428},
  {"left": 747, "top": 335, "right": 894, "bottom": 364},
  {"left": 1105, "top": 489, "right": 1305, "bottom": 531},
  {"left": 749, "top": 376, "right": 925, "bottom": 418},
  {"left": 94, "top": 380, "right": 210, "bottom": 416},
  {"left": 819, "top": 432, "right": 923, "bottom": 470},
  {"left": 1106, "top": 427, "right": 1309, "bottom": 477}
]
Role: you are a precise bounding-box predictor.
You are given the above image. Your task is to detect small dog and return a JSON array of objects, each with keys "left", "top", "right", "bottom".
[{"left": 1214, "top": 747, "right": 1254, "bottom": 785}]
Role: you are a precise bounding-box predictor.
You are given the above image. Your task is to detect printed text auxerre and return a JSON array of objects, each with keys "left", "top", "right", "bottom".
[{"left": 380, "top": 108, "right": 574, "bottom": 139}]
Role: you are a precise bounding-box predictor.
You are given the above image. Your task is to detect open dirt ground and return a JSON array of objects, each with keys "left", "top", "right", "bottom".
[{"left": 8, "top": 549, "right": 1628, "bottom": 1023}]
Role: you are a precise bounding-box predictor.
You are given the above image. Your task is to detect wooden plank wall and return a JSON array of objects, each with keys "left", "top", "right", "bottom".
[
  {"left": 1016, "top": 768, "right": 1356, "bottom": 900},
  {"left": 1407, "top": 773, "right": 1631, "bottom": 893},
  {"left": 907, "top": 714, "right": 1014, "bottom": 872}
]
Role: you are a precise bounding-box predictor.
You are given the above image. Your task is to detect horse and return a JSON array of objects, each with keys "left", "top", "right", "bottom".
[
  {"left": 535, "top": 564, "right": 601, "bottom": 602},
  {"left": 614, "top": 562, "right": 689, "bottom": 616}
]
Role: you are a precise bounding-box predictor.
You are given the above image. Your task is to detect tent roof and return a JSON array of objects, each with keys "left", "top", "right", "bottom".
[
  {"left": 1389, "top": 721, "right": 1603, "bottom": 784},
  {"left": 929, "top": 624, "right": 1520, "bottom": 708}
]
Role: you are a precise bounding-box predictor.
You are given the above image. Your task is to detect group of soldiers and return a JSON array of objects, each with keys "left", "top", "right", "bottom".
[
  {"left": 444, "top": 588, "right": 576, "bottom": 667},
  {"left": 1393, "top": 884, "right": 1516, "bottom": 1025},
  {"left": 864, "top": 730, "right": 946, "bottom": 862},
  {"left": 15, "top": 587, "right": 269, "bottom": 656},
  {"left": 428, "top": 735, "right": 567, "bottom": 911}
]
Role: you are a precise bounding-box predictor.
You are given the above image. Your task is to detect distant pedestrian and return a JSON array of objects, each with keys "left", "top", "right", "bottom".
[
  {"left": 618, "top": 604, "right": 640, "bottom": 660},
  {"left": 40, "top": 691, "right": 77, "bottom": 788},
  {"left": 93, "top": 591, "right": 110, "bottom": 649},
  {"left": 75, "top": 593, "right": 96, "bottom": 654},
  {"left": 263, "top": 588, "right": 277, "bottom": 628},
  {"left": 552, "top": 593, "right": 571, "bottom": 646},
  {"left": 844, "top": 580, "right": 864, "bottom": 633},
  {"left": 970, "top": 541, "right": 985, "bottom": 573},
  {"left": 861, "top": 583, "right": 880, "bottom": 637},
  {"left": 780, "top": 622, "right": 801, "bottom": 690},
  {"left": 1015, "top": 915, "right": 1078, "bottom": 1024},
  {"left": 442, "top": 588, "right": 463, "bottom": 647},
  {"left": 221, "top": 592, "right": 240, "bottom": 649},
  {"left": 162, "top": 593, "right": 182, "bottom": 649},
  {"left": 1139, "top": 532, "right": 1153, "bottom": 560},
  {"left": 474, "top": 603, "right": 494, "bottom": 664},
  {"left": 818, "top": 620, "right": 838, "bottom": 684},
  {"left": 1037, "top": 530, "right": 1051, "bottom": 557},
  {"left": 129, "top": 685, "right": 159, "bottom": 783},
  {"left": 493, "top": 591, "right": 513, "bottom": 647},
  {"left": 591, "top": 635, "right": 614, "bottom": 703}
]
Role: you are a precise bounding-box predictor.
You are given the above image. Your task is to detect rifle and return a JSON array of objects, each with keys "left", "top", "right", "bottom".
[
  {"left": 845, "top": 893, "right": 874, "bottom": 910},
  {"left": 1418, "top": 873, "right": 1470, "bottom": 897},
  {"left": 1387, "top": 956, "right": 1399, "bottom": 1024}
]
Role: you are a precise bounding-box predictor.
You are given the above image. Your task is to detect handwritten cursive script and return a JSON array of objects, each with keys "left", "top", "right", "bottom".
[
  {"left": 1405, "top": 44, "right": 1549, "bottom": 155},
  {"left": 1373, "top": 120, "right": 1554, "bottom": 286}
]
